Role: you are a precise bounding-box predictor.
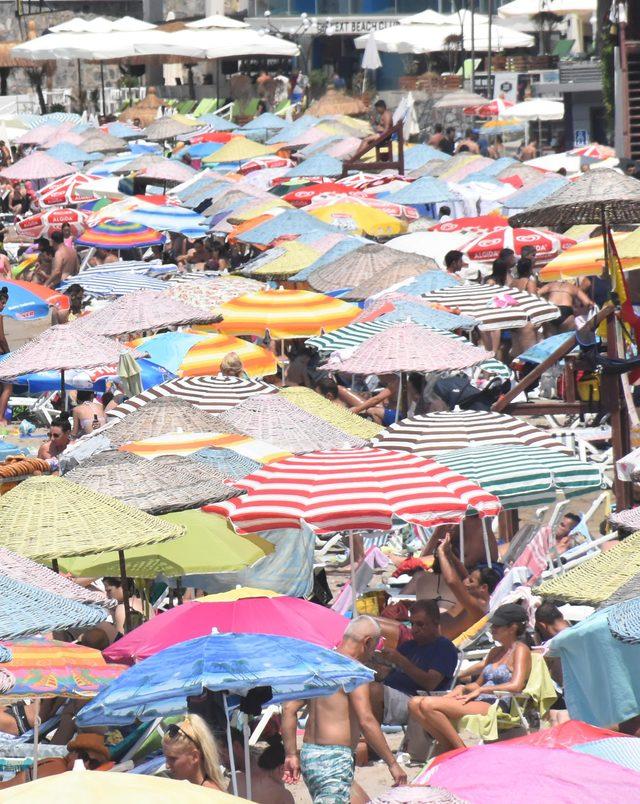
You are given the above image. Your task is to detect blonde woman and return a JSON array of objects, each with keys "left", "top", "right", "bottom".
[
  {"left": 162, "top": 714, "right": 226, "bottom": 790},
  {"left": 219, "top": 352, "right": 249, "bottom": 380}
]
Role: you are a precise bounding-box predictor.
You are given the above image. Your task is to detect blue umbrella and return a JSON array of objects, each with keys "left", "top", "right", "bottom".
[
  {"left": 106, "top": 121, "right": 143, "bottom": 139},
  {"left": 267, "top": 115, "right": 319, "bottom": 145},
  {"left": 387, "top": 176, "right": 460, "bottom": 206},
  {"left": 235, "top": 209, "right": 337, "bottom": 246},
  {"left": 14, "top": 358, "right": 174, "bottom": 394},
  {"left": 405, "top": 143, "right": 451, "bottom": 171},
  {"left": 502, "top": 176, "right": 569, "bottom": 211},
  {"left": 77, "top": 632, "right": 374, "bottom": 727},
  {"left": 378, "top": 299, "right": 477, "bottom": 329},
  {"left": 176, "top": 177, "right": 233, "bottom": 209},
  {"left": 382, "top": 271, "right": 465, "bottom": 297},
  {"left": 197, "top": 115, "right": 238, "bottom": 131},
  {"left": 285, "top": 154, "right": 343, "bottom": 178},
  {"left": 573, "top": 737, "right": 640, "bottom": 773},
  {"left": 465, "top": 156, "right": 517, "bottom": 179},
  {"left": 297, "top": 136, "right": 343, "bottom": 159},
  {"left": 240, "top": 113, "right": 287, "bottom": 133},
  {"left": 177, "top": 141, "right": 223, "bottom": 159},
  {"left": 46, "top": 142, "right": 100, "bottom": 164},
  {"left": 190, "top": 448, "right": 261, "bottom": 480}
]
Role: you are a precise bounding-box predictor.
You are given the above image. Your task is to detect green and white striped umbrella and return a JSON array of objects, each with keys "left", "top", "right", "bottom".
[
  {"left": 438, "top": 444, "right": 603, "bottom": 509},
  {"left": 306, "top": 321, "right": 512, "bottom": 379}
]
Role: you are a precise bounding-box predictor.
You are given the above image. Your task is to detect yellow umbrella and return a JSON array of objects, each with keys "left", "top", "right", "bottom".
[
  {"left": 615, "top": 227, "right": 640, "bottom": 268},
  {"left": 203, "top": 136, "right": 279, "bottom": 165},
  {"left": 197, "top": 586, "right": 281, "bottom": 602},
  {"left": 307, "top": 201, "right": 407, "bottom": 237},
  {"left": 0, "top": 771, "right": 249, "bottom": 802},
  {"left": 539, "top": 232, "right": 630, "bottom": 280},
  {"left": 214, "top": 287, "right": 360, "bottom": 338},
  {"left": 246, "top": 241, "right": 323, "bottom": 278}
]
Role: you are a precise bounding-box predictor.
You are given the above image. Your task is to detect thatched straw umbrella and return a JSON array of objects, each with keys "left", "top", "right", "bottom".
[
  {"left": 307, "top": 87, "right": 368, "bottom": 117},
  {"left": 119, "top": 86, "right": 164, "bottom": 126}
]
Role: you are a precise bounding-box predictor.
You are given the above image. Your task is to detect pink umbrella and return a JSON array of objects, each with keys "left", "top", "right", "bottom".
[
  {"left": 104, "top": 596, "right": 348, "bottom": 665},
  {"left": 415, "top": 743, "right": 640, "bottom": 803},
  {"left": 16, "top": 208, "right": 88, "bottom": 239},
  {"left": 15, "top": 125, "right": 58, "bottom": 146},
  {"left": 42, "top": 128, "right": 84, "bottom": 148},
  {"left": 463, "top": 226, "right": 576, "bottom": 263},
  {"left": 138, "top": 161, "right": 196, "bottom": 183},
  {"left": 0, "top": 152, "right": 74, "bottom": 182}
]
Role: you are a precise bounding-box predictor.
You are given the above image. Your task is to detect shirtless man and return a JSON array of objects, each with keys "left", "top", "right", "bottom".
[
  {"left": 436, "top": 534, "right": 501, "bottom": 640},
  {"left": 37, "top": 416, "right": 72, "bottom": 460},
  {"left": 282, "top": 617, "right": 406, "bottom": 804},
  {"left": 362, "top": 100, "right": 393, "bottom": 150},
  {"left": 456, "top": 128, "right": 480, "bottom": 155},
  {"left": 46, "top": 230, "right": 79, "bottom": 288},
  {"left": 539, "top": 279, "right": 593, "bottom": 333}
]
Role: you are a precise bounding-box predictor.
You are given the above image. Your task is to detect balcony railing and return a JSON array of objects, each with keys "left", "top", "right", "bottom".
[{"left": 247, "top": 0, "right": 499, "bottom": 18}]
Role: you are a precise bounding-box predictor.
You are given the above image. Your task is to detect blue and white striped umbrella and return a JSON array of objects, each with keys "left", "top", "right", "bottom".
[{"left": 60, "top": 272, "right": 167, "bottom": 297}]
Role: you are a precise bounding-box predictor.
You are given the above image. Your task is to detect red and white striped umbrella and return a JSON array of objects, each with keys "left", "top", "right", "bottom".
[
  {"left": 39, "top": 172, "right": 100, "bottom": 207},
  {"left": 429, "top": 214, "right": 508, "bottom": 234},
  {"left": 17, "top": 208, "right": 88, "bottom": 239},
  {"left": 238, "top": 156, "right": 294, "bottom": 175},
  {"left": 569, "top": 144, "right": 616, "bottom": 160},
  {"left": 462, "top": 226, "right": 576, "bottom": 263},
  {"left": 204, "top": 447, "right": 501, "bottom": 534},
  {"left": 464, "top": 98, "right": 514, "bottom": 118}
]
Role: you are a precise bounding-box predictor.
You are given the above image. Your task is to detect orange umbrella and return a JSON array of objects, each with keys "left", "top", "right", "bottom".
[
  {"left": 214, "top": 287, "right": 360, "bottom": 339},
  {"left": 120, "top": 431, "right": 291, "bottom": 463},
  {"left": 539, "top": 232, "right": 630, "bottom": 280}
]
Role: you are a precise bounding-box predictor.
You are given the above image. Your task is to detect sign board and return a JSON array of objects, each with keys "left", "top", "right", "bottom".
[
  {"left": 315, "top": 17, "right": 400, "bottom": 34},
  {"left": 574, "top": 129, "right": 589, "bottom": 147}
]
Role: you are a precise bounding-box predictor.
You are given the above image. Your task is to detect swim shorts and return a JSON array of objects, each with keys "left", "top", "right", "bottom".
[{"left": 300, "top": 742, "right": 354, "bottom": 804}]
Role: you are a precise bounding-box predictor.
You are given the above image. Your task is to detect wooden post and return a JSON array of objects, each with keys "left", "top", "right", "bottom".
[{"left": 118, "top": 549, "right": 132, "bottom": 634}]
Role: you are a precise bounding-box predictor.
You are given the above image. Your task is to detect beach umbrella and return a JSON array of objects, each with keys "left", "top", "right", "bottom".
[
  {"left": 510, "top": 169, "right": 640, "bottom": 228},
  {"left": 139, "top": 160, "right": 197, "bottom": 185},
  {"left": 434, "top": 90, "right": 489, "bottom": 109},
  {"left": 128, "top": 330, "right": 277, "bottom": 378},
  {"left": 206, "top": 447, "right": 501, "bottom": 534},
  {"left": 0, "top": 546, "right": 111, "bottom": 608},
  {"left": 190, "top": 448, "right": 262, "bottom": 481},
  {"left": 322, "top": 322, "right": 492, "bottom": 375},
  {"left": 479, "top": 117, "right": 526, "bottom": 136},
  {"left": 0, "top": 475, "right": 184, "bottom": 560},
  {"left": 0, "top": 574, "right": 107, "bottom": 640},
  {"left": 215, "top": 288, "right": 359, "bottom": 339},
  {"left": 437, "top": 444, "right": 602, "bottom": 508},
  {"left": 501, "top": 176, "right": 569, "bottom": 213},
  {"left": 284, "top": 154, "right": 344, "bottom": 179},
  {"left": 422, "top": 284, "right": 560, "bottom": 331},
  {"left": 232, "top": 209, "right": 338, "bottom": 246},
  {"left": 280, "top": 386, "right": 383, "bottom": 440},
  {"left": 79, "top": 132, "right": 127, "bottom": 153},
  {"left": 306, "top": 320, "right": 390, "bottom": 355},
  {"left": 371, "top": 410, "right": 572, "bottom": 457},
  {"left": 307, "top": 243, "right": 437, "bottom": 297},
  {"left": 106, "top": 374, "right": 277, "bottom": 419},
  {"left": 306, "top": 201, "right": 407, "bottom": 238},
  {"left": 77, "top": 632, "right": 374, "bottom": 730},
  {"left": 462, "top": 226, "right": 576, "bottom": 263},
  {"left": 59, "top": 509, "right": 272, "bottom": 581},
  {"left": 60, "top": 270, "right": 167, "bottom": 297},
  {"left": 209, "top": 394, "right": 366, "bottom": 453},
  {"left": 0, "top": 278, "right": 68, "bottom": 321},
  {"left": 0, "top": 325, "right": 141, "bottom": 381},
  {"left": 143, "top": 117, "right": 198, "bottom": 142},
  {"left": 415, "top": 743, "right": 640, "bottom": 802},
  {"left": 0, "top": 638, "right": 124, "bottom": 701},
  {"left": 16, "top": 207, "right": 88, "bottom": 239},
  {"left": 71, "top": 289, "right": 219, "bottom": 338},
  {"left": 238, "top": 155, "right": 293, "bottom": 174},
  {"left": 0, "top": 772, "right": 248, "bottom": 802},
  {"left": 465, "top": 97, "right": 514, "bottom": 117},
  {"left": 240, "top": 112, "right": 288, "bottom": 135},
  {"left": 120, "top": 431, "right": 291, "bottom": 463},
  {"left": 38, "top": 171, "right": 100, "bottom": 206},
  {"left": 0, "top": 152, "right": 74, "bottom": 181},
  {"left": 66, "top": 452, "right": 236, "bottom": 514},
  {"left": 202, "top": 137, "right": 279, "bottom": 167},
  {"left": 283, "top": 181, "right": 360, "bottom": 206},
  {"left": 384, "top": 176, "right": 462, "bottom": 208},
  {"left": 166, "top": 276, "right": 266, "bottom": 312},
  {"left": 539, "top": 232, "right": 630, "bottom": 280},
  {"left": 104, "top": 596, "right": 347, "bottom": 665},
  {"left": 76, "top": 218, "right": 166, "bottom": 249},
  {"left": 291, "top": 236, "right": 368, "bottom": 283},
  {"left": 45, "top": 142, "right": 97, "bottom": 164},
  {"left": 14, "top": 358, "right": 171, "bottom": 395},
  {"left": 243, "top": 242, "right": 323, "bottom": 278},
  {"left": 570, "top": 143, "right": 616, "bottom": 160},
  {"left": 429, "top": 214, "right": 508, "bottom": 233},
  {"left": 15, "top": 124, "right": 58, "bottom": 146}
]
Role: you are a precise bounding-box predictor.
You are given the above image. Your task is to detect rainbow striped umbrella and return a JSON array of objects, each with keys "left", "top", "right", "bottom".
[
  {"left": 0, "top": 637, "right": 125, "bottom": 701},
  {"left": 76, "top": 218, "right": 166, "bottom": 249},
  {"left": 479, "top": 117, "right": 525, "bottom": 135},
  {"left": 120, "top": 431, "right": 291, "bottom": 463},
  {"left": 215, "top": 288, "right": 359, "bottom": 339},
  {"left": 128, "top": 330, "right": 277, "bottom": 378}
]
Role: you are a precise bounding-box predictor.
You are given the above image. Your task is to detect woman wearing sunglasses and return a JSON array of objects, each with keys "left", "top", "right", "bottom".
[{"left": 162, "top": 715, "right": 226, "bottom": 791}]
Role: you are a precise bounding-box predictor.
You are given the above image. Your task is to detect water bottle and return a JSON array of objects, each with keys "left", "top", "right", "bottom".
[{"left": 91, "top": 414, "right": 99, "bottom": 431}]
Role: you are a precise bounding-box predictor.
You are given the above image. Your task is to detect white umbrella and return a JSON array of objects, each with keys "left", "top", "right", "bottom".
[
  {"left": 49, "top": 15, "right": 156, "bottom": 33},
  {"left": 186, "top": 14, "right": 249, "bottom": 28},
  {"left": 546, "top": 0, "right": 596, "bottom": 15},
  {"left": 132, "top": 27, "right": 299, "bottom": 58},
  {"left": 403, "top": 9, "right": 452, "bottom": 24},
  {"left": 361, "top": 32, "right": 382, "bottom": 70},
  {"left": 497, "top": 0, "right": 545, "bottom": 16},
  {"left": 506, "top": 98, "right": 565, "bottom": 145}
]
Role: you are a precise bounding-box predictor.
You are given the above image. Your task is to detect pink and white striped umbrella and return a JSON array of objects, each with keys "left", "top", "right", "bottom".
[
  {"left": 462, "top": 226, "right": 576, "bottom": 263},
  {"left": 204, "top": 447, "right": 501, "bottom": 534}
]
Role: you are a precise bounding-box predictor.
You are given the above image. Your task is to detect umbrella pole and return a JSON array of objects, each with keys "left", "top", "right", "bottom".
[
  {"left": 51, "top": 558, "right": 59, "bottom": 573},
  {"left": 243, "top": 718, "right": 252, "bottom": 801},
  {"left": 224, "top": 694, "right": 239, "bottom": 797},
  {"left": 395, "top": 372, "right": 402, "bottom": 423},
  {"left": 280, "top": 339, "right": 286, "bottom": 385},
  {"left": 32, "top": 698, "right": 40, "bottom": 780},
  {"left": 459, "top": 519, "right": 465, "bottom": 566},
  {"left": 60, "top": 369, "right": 66, "bottom": 414},
  {"left": 481, "top": 517, "right": 492, "bottom": 568},
  {"left": 537, "top": 117, "right": 542, "bottom": 153},
  {"left": 349, "top": 532, "right": 358, "bottom": 620},
  {"left": 100, "top": 62, "right": 106, "bottom": 117},
  {"left": 118, "top": 549, "right": 132, "bottom": 634}
]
